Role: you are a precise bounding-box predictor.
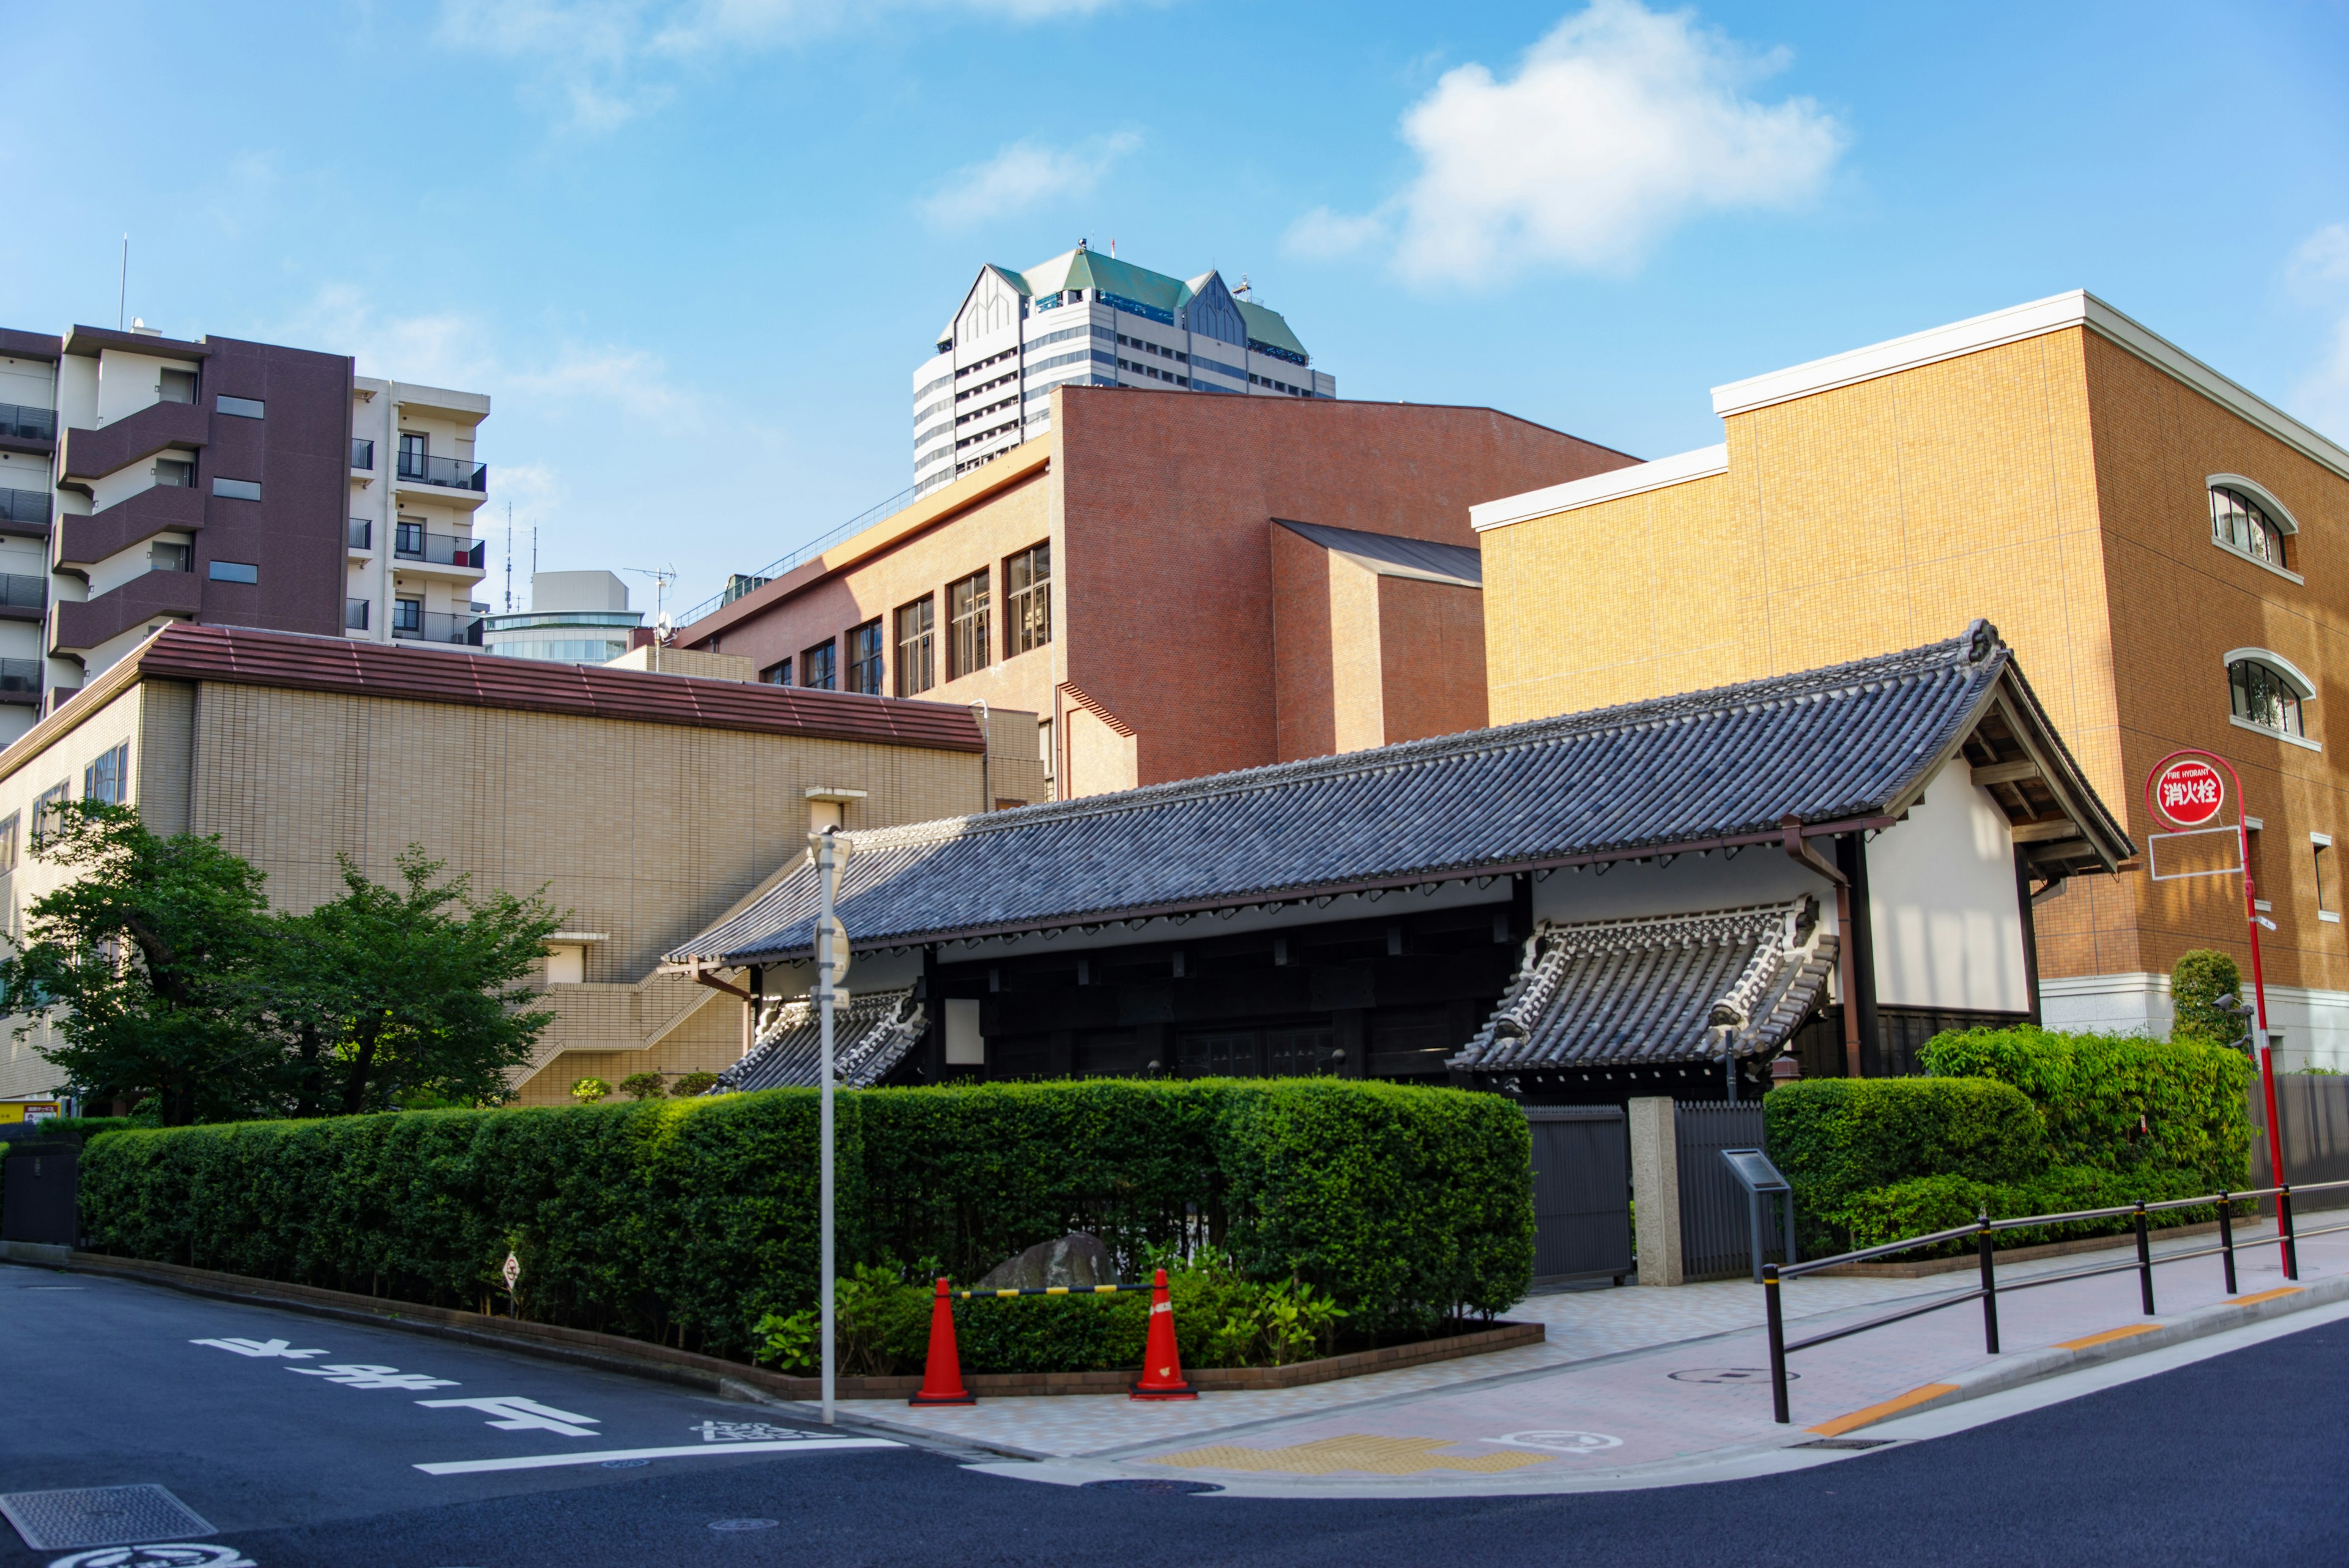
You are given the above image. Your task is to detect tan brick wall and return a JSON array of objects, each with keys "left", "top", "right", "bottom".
[{"left": 1483, "top": 321, "right": 2349, "bottom": 992}]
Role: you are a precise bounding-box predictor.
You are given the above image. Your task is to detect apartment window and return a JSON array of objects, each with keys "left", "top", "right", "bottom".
[
  {"left": 83, "top": 743, "right": 128, "bottom": 806},
  {"left": 760, "top": 659, "right": 792, "bottom": 686},
  {"left": 1006, "top": 541, "right": 1051, "bottom": 656},
  {"left": 948, "top": 569, "right": 991, "bottom": 680},
  {"left": 150, "top": 541, "right": 191, "bottom": 573},
  {"left": 392, "top": 597, "right": 422, "bottom": 634},
  {"left": 847, "top": 620, "right": 885, "bottom": 696},
  {"left": 2212, "top": 484, "right": 2290, "bottom": 570},
  {"left": 217, "top": 395, "right": 264, "bottom": 420},
  {"left": 0, "top": 812, "right": 18, "bottom": 874},
  {"left": 2317, "top": 834, "right": 2340, "bottom": 924},
  {"left": 895, "top": 596, "right": 936, "bottom": 697},
  {"left": 399, "top": 432, "right": 427, "bottom": 469},
  {"left": 801, "top": 640, "right": 837, "bottom": 690},
  {"left": 209, "top": 560, "right": 258, "bottom": 584},
  {"left": 158, "top": 369, "right": 198, "bottom": 404},
  {"left": 395, "top": 518, "right": 425, "bottom": 557},
  {"left": 212, "top": 477, "right": 261, "bottom": 502},
  {"left": 31, "top": 781, "right": 67, "bottom": 847},
  {"left": 155, "top": 458, "right": 194, "bottom": 488},
  {"left": 346, "top": 598, "right": 370, "bottom": 631},
  {"left": 2229, "top": 656, "right": 2310, "bottom": 740}
]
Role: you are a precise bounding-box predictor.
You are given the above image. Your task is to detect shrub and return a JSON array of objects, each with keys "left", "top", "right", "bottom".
[
  {"left": 672, "top": 1071, "right": 719, "bottom": 1098},
  {"left": 1833, "top": 1166, "right": 2232, "bottom": 1254},
  {"left": 2170, "top": 951, "right": 2245, "bottom": 1049},
  {"left": 570, "top": 1077, "right": 610, "bottom": 1104},
  {"left": 1921, "top": 1025, "right": 2251, "bottom": 1191},
  {"left": 1764, "top": 1077, "right": 2047, "bottom": 1249},
  {"left": 617, "top": 1072, "right": 667, "bottom": 1102},
  {"left": 79, "top": 1078, "right": 1529, "bottom": 1360}
]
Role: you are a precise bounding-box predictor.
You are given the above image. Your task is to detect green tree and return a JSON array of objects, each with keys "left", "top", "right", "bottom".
[
  {"left": 571, "top": 1077, "right": 610, "bottom": 1103},
  {"left": 266, "top": 849, "right": 565, "bottom": 1115},
  {"left": 2171, "top": 949, "right": 2246, "bottom": 1049},
  {"left": 0, "top": 801, "right": 276, "bottom": 1125},
  {"left": 618, "top": 1071, "right": 667, "bottom": 1101}
]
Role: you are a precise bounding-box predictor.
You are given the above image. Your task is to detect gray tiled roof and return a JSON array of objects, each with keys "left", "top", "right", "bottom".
[
  {"left": 1274, "top": 519, "right": 1482, "bottom": 587},
  {"left": 1449, "top": 900, "right": 1838, "bottom": 1076},
  {"left": 668, "top": 625, "right": 2128, "bottom": 968},
  {"left": 712, "top": 989, "right": 926, "bottom": 1091}
]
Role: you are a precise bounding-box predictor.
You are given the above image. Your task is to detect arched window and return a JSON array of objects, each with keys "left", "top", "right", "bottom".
[
  {"left": 2211, "top": 483, "right": 2291, "bottom": 569},
  {"left": 2228, "top": 655, "right": 2311, "bottom": 738}
]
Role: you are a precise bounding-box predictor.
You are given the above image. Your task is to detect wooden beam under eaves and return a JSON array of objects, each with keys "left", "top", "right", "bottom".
[
  {"left": 2011, "top": 819, "right": 2085, "bottom": 844},
  {"left": 1972, "top": 759, "right": 2043, "bottom": 786}
]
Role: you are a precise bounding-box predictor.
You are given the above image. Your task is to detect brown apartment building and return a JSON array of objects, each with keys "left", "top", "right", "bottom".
[
  {"left": 678, "top": 387, "right": 1635, "bottom": 797},
  {"left": 1469, "top": 291, "right": 2349, "bottom": 1069},
  {"left": 0, "top": 623, "right": 1042, "bottom": 1110}
]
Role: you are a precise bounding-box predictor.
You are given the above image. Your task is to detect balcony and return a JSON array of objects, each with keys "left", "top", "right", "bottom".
[
  {"left": 393, "top": 527, "right": 486, "bottom": 573},
  {"left": 0, "top": 487, "right": 50, "bottom": 537},
  {"left": 391, "top": 609, "right": 484, "bottom": 646},
  {"left": 0, "top": 402, "right": 56, "bottom": 455},
  {"left": 351, "top": 437, "right": 374, "bottom": 472},
  {"left": 50, "top": 570, "right": 202, "bottom": 655},
  {"left": 348, "top": 518, "right": 373, "bottom": 551},
  {"left": 0, "top": 574, "right": 45, "bottom": 621},
  {"left": 53, "top": 482, "right": 204, "bottom": 568},
  {"left": 58, "top": 399, "right": 209, "bottom": 486},
  {"left": 347, "top": 598, "right": 370, "bottom": 631},
  {"left": 0, "top": 658, "right": 39, "bottom": 706},
  {"left": 396, "top": 451, "right": 488, "bottom": 492}
]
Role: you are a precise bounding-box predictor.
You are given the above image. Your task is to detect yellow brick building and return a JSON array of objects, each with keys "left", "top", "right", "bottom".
[
  {"left": 1474, "top": 292, "right": 2349, "bottom": 1064},
  {"left": 0, "top": 623, "right": 1040, "bottom": 1107}
]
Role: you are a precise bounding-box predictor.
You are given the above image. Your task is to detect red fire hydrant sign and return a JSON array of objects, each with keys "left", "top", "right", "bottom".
[{"left": 2152, "top": 756, "right": 2224, "bottom": 827}]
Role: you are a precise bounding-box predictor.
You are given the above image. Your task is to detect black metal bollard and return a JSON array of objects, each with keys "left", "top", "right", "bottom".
[
  {"left": 2134, "top": 1200, "right": 2155, "bottom": 1315},
  {"left": 2280, "top": 1184, "right": 2300, "bottom": 1281},
  {"left": 2218, "top": 1192, "right": 2237, "bottom": 1296},
  {"left": 1976, "top": 1212, "right": 2000, "bottom": 1354},
  {"left": 1764, "top": 1263, "right": 1789, "bottom": 1425}
]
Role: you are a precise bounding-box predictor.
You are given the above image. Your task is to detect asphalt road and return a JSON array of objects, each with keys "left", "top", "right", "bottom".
[{"left": 5, "top": 1260, "right": 2345, "bottom": 1567}]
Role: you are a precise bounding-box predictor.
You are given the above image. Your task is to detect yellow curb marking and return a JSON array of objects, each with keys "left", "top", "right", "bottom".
[
  {"left": 2054, "top": 1323, "right": 2162, "bottom": 1352},
  {"left": 2228, "top": 1287, "right": 2303, "bottom": 1307},
  {"left": 1149, "top": 1435, "right": 1553, "bottom": 1476},
  {"left": 1806, "top": 1383, "right": 1959, "bottom": 1438}
]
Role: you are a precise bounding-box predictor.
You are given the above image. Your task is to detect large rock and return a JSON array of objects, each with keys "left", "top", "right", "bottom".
[{"left": 973, "top": 1232, "right": 1115, "bottom": 1292}]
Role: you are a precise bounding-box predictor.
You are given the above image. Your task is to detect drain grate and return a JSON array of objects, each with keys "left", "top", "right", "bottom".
[
  {"left": 0, "top": 1484, "right": 217, "bottom": 1550},
  {"left": 1083, "top": 1479, "right": 1225, "bottom": 1495},
  {"left": 1794, "top": 1438, "right": 1894, "bottom": 1451}
]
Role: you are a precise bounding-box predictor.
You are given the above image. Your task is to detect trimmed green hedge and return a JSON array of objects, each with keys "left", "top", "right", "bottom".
[
  {"left": 80, "top": 1079, "right": 1532, "bottom": 1358},
  {"left": 1763, "top": 1077, "right": 2047, "bottom": 1248}
]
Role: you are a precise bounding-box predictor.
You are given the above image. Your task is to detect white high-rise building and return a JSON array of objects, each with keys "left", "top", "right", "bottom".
[{"left": 913, "top": 244, "right": 1334, "bottom": 496}]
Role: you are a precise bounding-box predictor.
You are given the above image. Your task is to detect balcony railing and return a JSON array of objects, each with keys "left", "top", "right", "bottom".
[
  {"left": 391, "top": 609, "right": 483, "bottom": 646},
  {"left": 396, "top": 451, "right": 488, "bottom": 492},
  {"left": 0, "top": 403, "right": 56, "bottom": 442},
  {"left": 348, "top": 518, "right": 372, "bottom": 550},
  {"left": 0, "top": 488, "right": 49, "bottom": 528},
  {"left": 351, "top": 437, "right": 374, "bottom": 470},
  {"left": 346, "top": 598, "right": 370, "bottom": 631},
  {"left": 0, "top": 658, "right": 39, "bottom": 697},
  {"left": 393, "top": 529, "right": 486, "bottom": 568},
  {"left": 0, "top": 574, "right": 45, "bottom": 610}
]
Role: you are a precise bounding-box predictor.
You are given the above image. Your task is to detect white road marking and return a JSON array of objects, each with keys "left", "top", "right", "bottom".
[
  {"left": 415, "top": 1395, "right": 600, "bottom": 1436},
  {"left": 289, "top": 1364, "right": 459, "bottom": 1390},
  {"left": 415, "top": 1438, "right": 900, "bottom": 1475},
  {"left": 191, "top": 1337, "right": 327, "bottom": 1359}
]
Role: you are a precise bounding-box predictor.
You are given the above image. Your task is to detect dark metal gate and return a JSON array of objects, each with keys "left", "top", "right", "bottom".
[
  {"left": 1, "top": 1140, "right": 78, "bottom": 1247},
  {"left": 2253, "top": 1076, "right": 2349, "bottom": 1213},
  {"left": 1525, "top": 1106, "right": 1632, "bottom": 1285},
  {"left": 1675, "top": 1102, "right": 1786, "bottom": 1279}
]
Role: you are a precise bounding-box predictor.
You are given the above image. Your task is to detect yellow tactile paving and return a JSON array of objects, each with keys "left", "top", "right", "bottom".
[
  {"left": 2227, "top": 1287, "right": 2303, "bottom": 1307},
  {"left": 1149, "top": 1435, "right": 1554, "bottom": 1476},
  {"left": 2054, "top": 1323, "right": 2162, "bottom": 1351},
  {"left": 1806, "top": 1382, "right": 1959, "bottom": 1438}
]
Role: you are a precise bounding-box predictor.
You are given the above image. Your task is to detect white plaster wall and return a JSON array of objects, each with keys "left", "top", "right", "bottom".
[
  {"left": 0, "top": 450, "right": 50, "bottom": 497},
  {"left": 1866, "top": 757, "right": 2028, "bottom": 1011},
  {"left": 0, "top": 357, "right": 54, "bottom": 407},
  {"left": 2041, "top": 970, "right": 2349, "bottom": 1072},
  {"left": 87, "top": 460, "right": 167, "bottom": 514},
  {"left": 94, "top": 350, "right": 195, "bottom": 424},
  {"left": 87, "top": 535, "right": 183, "bottom": 599},
  {"left": 54, "top": 356, "right": 97, "bottom": 427},
  {"left": 1531, "top": 848, "right": 1831, "bottom": 924}
]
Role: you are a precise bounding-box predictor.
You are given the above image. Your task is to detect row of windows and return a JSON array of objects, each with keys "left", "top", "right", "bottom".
[
  {"left": 762, "top": 542, "right": 1052, "bottom": 694},
  {"left": 1117, "top": 333, "right": 1187, "bottom": 366},
  {"left": 1252, "top": 373, "right": 1311, "bottom": 396},
  {"left": 2, "top": 742, "right": 133, "bottom": 869},
  {"left": 1120, "top": 358, "right": 1190, "bottom": 387}
]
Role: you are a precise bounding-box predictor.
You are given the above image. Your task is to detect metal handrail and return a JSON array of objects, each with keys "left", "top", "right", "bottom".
[
  {"left": 675, "top": 484, "right": 919, "bottom": 626},
  {"left": 1762, "top": 1176, "right": 2349, "bottom": 1425}
]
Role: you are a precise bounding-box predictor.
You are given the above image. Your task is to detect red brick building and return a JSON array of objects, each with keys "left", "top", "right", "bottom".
[{"left": 680, "top": 387, "right": 1633, "bottom": 798}]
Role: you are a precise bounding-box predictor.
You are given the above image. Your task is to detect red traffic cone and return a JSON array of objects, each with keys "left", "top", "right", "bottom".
[
  {"left": 910, "top": 1278, "right": 975, "bottom": 1406},
  {"left": 1130, "top": 1266, "right": 1197, "bottom": 1400}
]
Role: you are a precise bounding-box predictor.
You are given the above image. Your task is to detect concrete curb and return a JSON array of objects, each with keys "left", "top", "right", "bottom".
[{"left": 1809, "top": 1272, "right": 2349, "bottom": 1436}]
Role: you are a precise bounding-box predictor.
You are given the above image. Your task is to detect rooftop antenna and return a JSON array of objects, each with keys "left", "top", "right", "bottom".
[
  {"left": 503, "top": 503, "right": 514, "bottom": 611},
  {"left": 1108, "top": 239, "right": 1116, "bottom": 259},
  {"left": 117, "top": 234, "right": 128, "bottom": 330},
  {"left": 1233, "top": 273, "right": 1252, "bottom": 299},
  {"left": 625, "top": 565, "right": 678, "bottom": 674}
]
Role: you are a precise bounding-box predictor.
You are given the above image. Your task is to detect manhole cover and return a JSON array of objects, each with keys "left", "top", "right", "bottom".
[
  {"left": 1668, "top": 1368, "right": 1793, "bottom": 1384},
  {"left": 1083, "top": 1479, "right": 1224, "bottom": 1495},
  {"left": 1795, "top": 1438, "right": 1893, "bottom": 1450},
  {"left": 1, "top": 1485, "right": 217, "bottom": 1551},
  {"left": 708, "top": 1518, "right": 780, "bottom": 1532}
]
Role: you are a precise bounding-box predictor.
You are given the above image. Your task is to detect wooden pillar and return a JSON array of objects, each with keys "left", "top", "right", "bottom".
[
  {"left": 1836, "top": 833, "right": 1880, "bottom": 1077},
  {"left": 2014, "top": 848, "right": 2044, "bottom": 1026}
]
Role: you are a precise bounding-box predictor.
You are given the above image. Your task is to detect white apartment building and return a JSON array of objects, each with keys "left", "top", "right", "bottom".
[
  {"left": 0, "top": 318, "right": 494, "bottom": 747},
  {"left": 913, "top": 244, "right": 1336, "bottom": 496}
]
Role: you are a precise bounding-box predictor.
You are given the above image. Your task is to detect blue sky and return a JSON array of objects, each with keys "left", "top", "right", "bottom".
[{"left": 10, "top": 1, "right": 2348, "bottom": 616}]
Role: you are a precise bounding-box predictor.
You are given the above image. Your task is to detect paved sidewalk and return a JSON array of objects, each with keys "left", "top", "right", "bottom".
[{"left": 839, "top": 1221, "right": 2338, "bottom": 1484}]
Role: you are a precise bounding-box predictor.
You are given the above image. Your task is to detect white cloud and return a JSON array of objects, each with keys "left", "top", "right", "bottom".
[
  {"left": 1296, "top": 0, "right": 1845, "bottom": 285},
  {"left": 2289, "top": 225, "right": 2349, "bottom": 442},
  {"left": 917, "top": 133, "right": 1139, "bottom": 230},
  {"left": 1282, "top": 206, "right": 1389, "bottom": 260},
  {"left": 440, "top": 0, "right": 1127, "bottom": 130}
]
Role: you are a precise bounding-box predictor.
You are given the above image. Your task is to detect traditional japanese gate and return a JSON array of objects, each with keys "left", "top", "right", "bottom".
[{"left": 1524, "top": 1106, "right": 1633, "bottom": 1285}]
